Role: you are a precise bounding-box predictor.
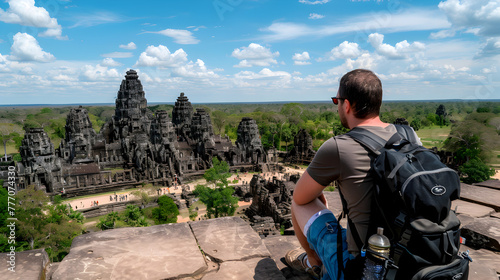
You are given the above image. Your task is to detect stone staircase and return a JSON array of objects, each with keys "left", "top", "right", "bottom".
[{"left": 2, "top": 185, "right": 500, "bottom": 279}]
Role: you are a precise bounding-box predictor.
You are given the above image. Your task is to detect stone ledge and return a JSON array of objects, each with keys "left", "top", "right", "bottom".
[
  {"left": 52, "top": 223, "right": 207, "bottom": 280},
  {"left": 0, "top": 249, "right": 49, "bottom": 280}
]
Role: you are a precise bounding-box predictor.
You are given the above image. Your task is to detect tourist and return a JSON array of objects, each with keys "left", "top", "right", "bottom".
[{"left": 285, "top": 69, "right": 421, "bottom": 279}]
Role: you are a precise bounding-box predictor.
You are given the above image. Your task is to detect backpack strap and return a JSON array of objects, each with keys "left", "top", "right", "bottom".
[
  {"left": 346, "top": 127, "right": 387, "bottom": 155},
  {"left": 394, "top": 124, "right": 418, "bottom": 145}
]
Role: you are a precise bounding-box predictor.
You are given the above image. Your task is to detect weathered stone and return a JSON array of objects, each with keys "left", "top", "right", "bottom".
[
  {"left": 172, "top": 92, "right": 194, "bottom": 129},
  {"left": 452, "top": 199, "right": 495, "bottom": 218},
  {"left": 286, "top": 129, "right": 315, "bottom": 164},
  {"left": 59, "top": 106, "right": 97, "bottom": 163},
  {"left": 202, "top": 258, "right": 285, "bottom": 280},
  {"left": 461, "top": 245, "right": 500, "bottom": 274},
  {"left": 0, "top": 249, "right": 49, "bottom": 280},
  {"left": 473, "top": 179, "right": 500, "bottom": 190},
  {"left": 263, "top": 235, "right": 301, "bottom": 270},
  {"left": 492, "top": 212, "right": 500, "bottom": 220},
  {"left": 52, "top": 223, "right": 206, "bottom": 280},
  {"left": 236, "top": 117, "right": 266, "bottom": 164},
  {"left": 457, "top": 214, "right": 476, "bottom": 227},
  {"left": 246, "top": 175, "right": 294, "bottom": 236},
  {"left": 467, "top": 263, "right": 499, "bottom": 280},
  {"left": 190, "top": 217, "right": 271, "bottom": 262},
  {"left": 461, "top": 217, "right": 500, "bottom": 251},
  {"left": 459, "top": 183, "right": 500, "bottom": 211}
]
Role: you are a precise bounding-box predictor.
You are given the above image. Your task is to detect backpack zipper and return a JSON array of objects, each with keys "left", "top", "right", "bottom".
[{"left": 400, "top": 167, "right": 458, "bottom": 197}]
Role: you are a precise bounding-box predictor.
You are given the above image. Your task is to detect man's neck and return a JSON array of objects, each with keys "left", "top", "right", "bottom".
[{"left": 349, "top": 116, "right": 389, "bottom": 129}]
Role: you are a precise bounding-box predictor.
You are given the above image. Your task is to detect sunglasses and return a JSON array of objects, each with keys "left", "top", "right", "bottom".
[{"left": 331, "top": 97, "right": 347, "bottom": 105}]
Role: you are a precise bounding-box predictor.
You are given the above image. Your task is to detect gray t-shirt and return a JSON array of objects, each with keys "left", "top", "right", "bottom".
[{"left": 306, "top": 124, "right": 420, "bottom": 254}]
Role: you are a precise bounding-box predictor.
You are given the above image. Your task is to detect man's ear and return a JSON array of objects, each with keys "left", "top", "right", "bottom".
[{"left": 344, "top": 99, "right": 352, "bottom": 114}]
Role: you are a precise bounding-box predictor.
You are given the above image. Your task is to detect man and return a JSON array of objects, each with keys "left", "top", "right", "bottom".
[{"left": 285, "top": 69, "right": 419, "bottom": 279}]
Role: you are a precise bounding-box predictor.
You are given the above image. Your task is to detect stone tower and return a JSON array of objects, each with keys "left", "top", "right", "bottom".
[
  {"left": 286, "top": 129, "right": 315, "bottom": 163},
  {"left": 18, "top": 128, "right": 62, "bottom": 192},
  {"left": 172, "top": 92, "right": 193, "bottom": 128},
  {"left": 60, "top": 106, "right": 97, "bottom": 162},
  {"left": 190, "top": 108, "right": 215, "bottom": 147},
  {"left": 236, "top": 117, "right": 266, "bottom": 164},
  {"left": 111, "top": 69, "right": 150, "bottom": 141}
]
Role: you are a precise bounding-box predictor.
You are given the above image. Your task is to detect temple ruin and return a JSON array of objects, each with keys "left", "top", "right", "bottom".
[{"left": 16, "top": 70, "right": 267, "bottom": 196}]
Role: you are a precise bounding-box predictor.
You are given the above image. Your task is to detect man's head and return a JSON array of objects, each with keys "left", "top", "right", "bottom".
[{"left": 337, "top": 69, "right": 382, "bottom": 119}]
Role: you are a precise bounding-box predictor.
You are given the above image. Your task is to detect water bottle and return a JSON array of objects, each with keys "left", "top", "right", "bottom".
[{"left": 362, "top": 227, "right": 391, "bottom": 280}]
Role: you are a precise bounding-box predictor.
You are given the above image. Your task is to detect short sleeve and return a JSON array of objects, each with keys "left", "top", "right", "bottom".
[{"left": 306, "top": 137, "right": 341, "bottom": 186}]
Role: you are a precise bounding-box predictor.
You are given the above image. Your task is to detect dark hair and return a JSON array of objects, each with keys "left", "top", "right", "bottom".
[{"left": 338, "top": 69, "right": 382, "bottom": 118}]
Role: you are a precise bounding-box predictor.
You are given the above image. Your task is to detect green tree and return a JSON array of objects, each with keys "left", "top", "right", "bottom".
[
  {"left": 122, "top": 205, "right": 149, "bottom": 227},
  {"left": 96, "top": 212, "right": 120, "bottom": 230},
  {"left": 152, "top": 195, "right": 179, "bottom": 224},
  {"left": 410, "top": 118, "right": 422, "bottom": 131},
  {"left": 193, "top": 158, "right": 238, "bottom": 218},
  {"left": 12, "top": 186, "right": 83, "bottom": 261},
  {"left": 460, "top": 158, "right": 495, "bottom": 184},
  {"left": 0, "top": 123, "right": 23, "bottom": 161}
]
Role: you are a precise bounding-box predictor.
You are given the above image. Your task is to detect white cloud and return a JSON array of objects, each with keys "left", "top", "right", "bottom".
[
  {"left": 171, "top": 59, "right": 219, "bottom": 78},
  {"left": 299, "top": 0, "right": 330, "bottom": 4},
  {"left": 149, "top": 29, "right": 199, "bottom": 44},
  {"left": 345, "top": 53, "right": 375, "bottom": 70},
  {"left": 481, "top": 66, "right": 497, "bottom": 74},
  {"left": 439, "top": 0, "right": 500, "bottom": 37},
  {"left": 10, "top": 33, "right": 55, "bottom": 62},
  {"left": 368, "top": 33, "right": 425, "bottom": 59},
  {"left": 101, "top": 58, "right": 122, "bottom": 67},
  {"left": 101, "top": 52, "right": 133, "bottom": 58},
  {"left": 234, "top": 68, "right": 292, "bottom": 87},
  {"left": 232, "top": 43, "right": 279, "bottom": 67},
  {"left": 80, "top": 64, "right": 120, "bottom": 81},
  {"left": 119, "top": 42, "right": 137, "bottom": 50},
  {"left": 328, "top": 41, "right": 363, "bottom": 60},
  {"left": 476, "top": 37, "right": 500, "bottom": 58},
  {"left": 0, "top": 0, "right": 64, "bottom": 39},
  {"left": 187, "top": 25, "right": 206, "bottom": 31},
  {"left": 292, "top": 52, "right": 311, "bottom": 65},
  {"left": 259, "top": 9, "right": 450, "bottom": 41},
  {"left": 309, "top": 13, "right": 325, "bottom": 19},
  {"left": 135, "top": 45, "right": 188, "bottom": 67},
  {"left": 430, "top": 29, "right": 456, "bottom": 39},
  {"left": 70, "top": 12, "right": 124, "bottom": 28}
]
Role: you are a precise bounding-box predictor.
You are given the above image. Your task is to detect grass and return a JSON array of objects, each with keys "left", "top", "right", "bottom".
[{"left": 415, "top": 126, "right": 452, "bottom": 149}]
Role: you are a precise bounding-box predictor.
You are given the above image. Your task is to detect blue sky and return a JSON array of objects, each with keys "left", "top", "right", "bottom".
[{"left": 0, "top": 0, "right": 499, "bottom": 104}]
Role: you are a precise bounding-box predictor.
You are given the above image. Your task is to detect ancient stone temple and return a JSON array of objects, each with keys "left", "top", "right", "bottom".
[
  {"left": 18, "top": 128, "right": 62, "bottom": 192},
  {"left": 285, "top": 129, "right": 315, "bottom": 163},
  {"left": 236, "top": 118, "right": 266, "bottom": 164},
  {"left": 58, "top": 106, "right": 97, "bottom": 163},
  {"left": 17, "top": 70, "right": 268, "bottom": 195},
  {"left": 245, "top": 174, "right": 294, "bottom": 236},
  {"left": 172, "top": 92, "right": 193, "bottom": 140}
]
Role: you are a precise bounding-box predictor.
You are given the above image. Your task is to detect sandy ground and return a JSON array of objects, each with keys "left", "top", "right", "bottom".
[
  {"left": 67, "top": 166, "right": 307, "bottom": 221},
  {"left": 493, "top": 169, "right": 500, "bottom": 180}
]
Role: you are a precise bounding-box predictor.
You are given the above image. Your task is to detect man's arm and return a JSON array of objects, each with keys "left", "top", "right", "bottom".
[{"left": 293, "top": 170, "right": 327, "bottom": 206}]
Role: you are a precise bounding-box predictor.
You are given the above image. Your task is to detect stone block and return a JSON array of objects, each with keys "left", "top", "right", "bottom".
[
  {"left": 263, "top": 235, "right": 311, "bottom": 280},
  {"left": 460, "top": 183, "right": 500, "bottom": 212},
  {"left": 190, "top": 217, "right": 270, "bottom": 262},
  {"left": 461, "top": 245, "right": 500, "bottom": 274},
  {"left": 461, "top": 217, "right": 500, "bottom": 251},
  {"left": 202, "top": 257, "right": 285, "bottom": 280},
  {"left": 452, "top": 199, "right": 495, "bottom": 218},
  {"left": 473, "top": 179, "right": 500, "bottom": 190},
  {"left": 52, "top": 223, "right": 206, "bottom": 280},
  {"left": 0, "top": 249, "right": 49, "bottom": 280}
]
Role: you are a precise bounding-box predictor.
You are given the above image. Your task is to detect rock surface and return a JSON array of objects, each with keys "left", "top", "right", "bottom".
[
  {"left": 461, "top": 217, "right": 500, "bottom": 251},
  {"left": 190, "top": 216, "right": 271, "bottom": 262},
  {"left": 452, "top": 199, "right": 495, "bottom": 218},
  {"left": 0, "top": 249, "right": 49, "bottom": 280},
  {"left": 460, "top": 183, "right": 500, "bottom": 211},
  {"left": 52, "top": 223, "right": 207, "bottom": 280}
]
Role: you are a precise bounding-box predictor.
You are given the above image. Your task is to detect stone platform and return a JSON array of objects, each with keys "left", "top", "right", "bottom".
[{"left": 3, "top": 185, "right": 500, "bottom": 279}]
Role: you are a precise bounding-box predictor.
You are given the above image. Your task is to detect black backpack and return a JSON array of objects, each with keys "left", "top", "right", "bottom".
[{"left": 340, "top": 125, "right": 471, "bottom": 280}]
